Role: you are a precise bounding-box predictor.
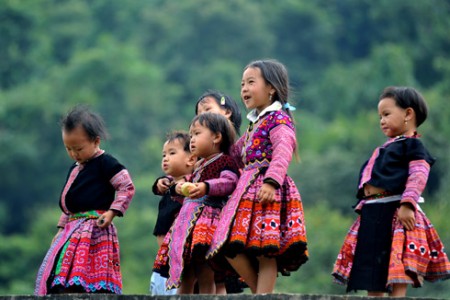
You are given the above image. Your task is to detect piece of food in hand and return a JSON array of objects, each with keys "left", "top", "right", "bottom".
[{"left": 181, "top": 182, "right": 195, "bottom": 197}]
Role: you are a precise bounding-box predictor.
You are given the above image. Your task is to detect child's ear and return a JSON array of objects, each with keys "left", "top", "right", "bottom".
[
  {"left": 269, "top": 86, "right": 276, "bottom": 97},
  {"left": 94, "top": 136, "right": 101, "bottom": 147},
  {"left": 405, "top": 107, "right": 416, "bottom": 123},
  {"left": 213, "top": 133, "right": 223, "bottom": 145},
  {"left": 187, "top": 154, "right": 197, "bottom": 167},
  {"left": 224, "top": 109, "right": 232, "bottom": 120}
]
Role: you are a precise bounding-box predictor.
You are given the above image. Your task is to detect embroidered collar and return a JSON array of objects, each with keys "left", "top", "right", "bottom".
[{"left": 247, "top": 101, "right": 282, "bottom": 123}]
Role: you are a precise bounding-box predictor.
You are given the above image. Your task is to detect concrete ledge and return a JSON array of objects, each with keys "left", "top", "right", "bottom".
[{"left": 0, "top": 294, "right": 446, "bottom": 300}]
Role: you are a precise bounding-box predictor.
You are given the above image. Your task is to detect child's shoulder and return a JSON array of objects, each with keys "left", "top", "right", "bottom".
[
  {"left": 391, "top": 136, "right": 427, "bottom": 149},
  {"left": 97, "top": 152, "right": 127, "bottom": 175},
  {"left": 389, "top": 137, "right": 435, "bottom": 164},
  {"left": 219, "top": 153, "right": 240, "bottom": 173},
  {"left": 264, "top": 110, "right": 294, "bottom": 129},
  {"left": 221, "top": 153, "right": 237, "bottom": 163},
  {"left": 98, "top": 152, "right": 120, "bottom": 164}
]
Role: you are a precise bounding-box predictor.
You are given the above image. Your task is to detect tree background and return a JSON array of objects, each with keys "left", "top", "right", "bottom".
[{"left": 0, "top": 0, "right": 449, "bottom": 297}]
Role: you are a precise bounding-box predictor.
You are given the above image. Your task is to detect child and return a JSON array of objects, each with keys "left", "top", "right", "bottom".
[
  {"left": 332, "top": 86, "right": 450, "bottom": 296},
  {"left": 207, "top": 59, "right": 309, "bottom": 294},
  {"left": 195, "top": 89, "right": 242, "bottom": 135},
  {"left": 153, "top": 112, "right": 240, "bottom": 294},
  {"left": 149, "top": 131, "right": 196, "bottom": 295},
  {"left": 195, "top": 90, "right": 246, "bottom": 294},
  {"left": 35, "top": 105, "right": 135, "bottom": 295}
]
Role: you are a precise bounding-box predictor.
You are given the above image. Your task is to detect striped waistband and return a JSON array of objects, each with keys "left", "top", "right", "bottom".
[
  {"left": 69, "top": 210, "right": 106, "bottom": 221},
  {"left": 364, "top": 195, "right": 424, "bottom": 205},
  {"left": 364, "top": 195, "right": 401, "bottom": 204}
]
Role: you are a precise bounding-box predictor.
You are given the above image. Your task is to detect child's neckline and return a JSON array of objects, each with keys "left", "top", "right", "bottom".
[
  {"left": 384, "top": 132, "right": 420, "bottom": 146},
  {"left": 76, "top": 149, "right": 105, "bottom": 166}
]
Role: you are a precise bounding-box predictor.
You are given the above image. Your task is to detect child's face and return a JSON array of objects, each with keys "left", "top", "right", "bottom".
[
  {"left": 161, "top": 139, "right": 192, "bottom": 177},
  {"left": 197, "top": 97, "right": 231, "bottom": 120},
  {"left": 62, "top": 126, "right": 100, "bottom": 164},
  {"left": 378, "top": 97, "right": 412, "bottom": 138},
  {"left": 241, "top": 67, "right": 274, "bottom": 113},
  {"left": 189, "top": 121, "right": 221, "bottom": 158}
]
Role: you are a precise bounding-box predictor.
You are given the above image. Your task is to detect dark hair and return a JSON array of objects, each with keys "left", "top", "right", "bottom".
[
  {"left": 195, "top": 89, "right": 242, "bottom": 134},
  {"left": 245, "top": 59, "right": 293, "bottom": 118},
  {"left": 379, "top": 86, "right": 428, "bottom": 127},
  {"left": 190, "top": 112, "right": 235, "bottom": 154},
  {"left": 165, "top": 130, "right": 190, "bottom": 152},
  {"left": 60, "top": 105, "right": 109, "bottom": 141}
]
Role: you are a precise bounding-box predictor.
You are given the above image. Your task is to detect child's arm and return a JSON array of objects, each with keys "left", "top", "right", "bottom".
[
  {"left": 189, "top": 169, "right": 239, "bottom": 199},
  {"left": 153, "top": 175, "right": 173, "bottom": 195},
  {"left": 259, "top": 124, "right": 296, "bottom": 204},
  {"left": 98, "top": 169, "right": 135, "bottom": 228},
  {"left": 264, "top": 125, "right": 296, "bottom": 187},
  {"left": 401, "top": 160, "right": 430, "bottom": 210},
  {"left": 398, "top": 159, "right": 431, "bottom": 231}
]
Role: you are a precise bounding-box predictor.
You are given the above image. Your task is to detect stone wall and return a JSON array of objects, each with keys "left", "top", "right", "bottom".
[{"left": 0, "top": 294, "right": 445, "bottom": 300}]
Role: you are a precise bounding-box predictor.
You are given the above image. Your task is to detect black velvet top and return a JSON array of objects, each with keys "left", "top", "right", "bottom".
[
  {"left": 152, "top": 176, "right": 182, "bottom": 236},
  {"left": 357, "top": 137, "right": 435, "bottom": 199},
  {"left": 61, "top": 153, "right": 126, "bottom": 213}
]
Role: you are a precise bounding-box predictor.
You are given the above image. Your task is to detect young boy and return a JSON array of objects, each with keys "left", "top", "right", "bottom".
[{"left": 150, "top": 131, "right": 196, "bottom": 295}]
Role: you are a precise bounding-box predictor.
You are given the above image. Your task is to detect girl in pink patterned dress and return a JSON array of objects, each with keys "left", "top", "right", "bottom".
[
  {"left": 35, "top": 105, "right": 135, "bottom": 295},
  {"left": 207, "top": 59, "right": 309, "bottom": 294}
]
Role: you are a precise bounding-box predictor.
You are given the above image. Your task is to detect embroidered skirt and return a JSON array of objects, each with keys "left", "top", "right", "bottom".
[
  {"left": 214, "top": 174, "right": 308, "bottom": 274},
  {"left": 35, "top": 211, "right": 122, "bottom": 295},
  {"left": 332, "top": 199, "right": 450, "bottom": 292},
  {"left": 152, "top": 199, "right": 222, "bottom": 289}
]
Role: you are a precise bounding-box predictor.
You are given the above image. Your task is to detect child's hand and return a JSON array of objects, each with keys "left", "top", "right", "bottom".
[
  {"left": 175, "top": 182, "right": 184, "bottom": 195},
  {"left": 397, "top": 204, "right": 415, "bottom": 231},
  {"left": 258, "top": 183, "right": 276, "bottom": 205},
  {"left": 97, "top": 210, "right": 117, "bottom": 228},
  {"left": 157, "top": 177, "right": 171, "bottom": 194},
  {"left": 188, "top": 183, "right": 207, "bottom": 199}
]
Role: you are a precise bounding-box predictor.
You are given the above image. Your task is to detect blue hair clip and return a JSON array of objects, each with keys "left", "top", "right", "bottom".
[{"left": 283, "top": 102, "right": 296, "bottom": 111}]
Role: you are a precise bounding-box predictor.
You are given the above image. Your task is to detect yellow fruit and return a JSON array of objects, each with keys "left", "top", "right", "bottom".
[{"left": 181, "top": 182, "right": 195, "bottom": 197}]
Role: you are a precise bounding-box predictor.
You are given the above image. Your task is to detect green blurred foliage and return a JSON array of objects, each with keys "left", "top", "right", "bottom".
[{"left": 0, "top": 0, "right": 449, "bottom": 297}]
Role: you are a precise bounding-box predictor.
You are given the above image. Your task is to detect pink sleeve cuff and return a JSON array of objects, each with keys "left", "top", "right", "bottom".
[
  {"left": 110, "top": 169, "right": 135, "bottom": 216},
  {"left": 206, "top": 170, "right": 239, "bottom": 197},
  {"left": 401, "top": 160, "right": 430, "bottom": 210}
]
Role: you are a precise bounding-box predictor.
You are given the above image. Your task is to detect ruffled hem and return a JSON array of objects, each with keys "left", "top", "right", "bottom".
[{"left": 52, "top": 276, "right": 121, "bottom": 294}]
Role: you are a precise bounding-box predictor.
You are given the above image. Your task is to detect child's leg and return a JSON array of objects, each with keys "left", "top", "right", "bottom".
[
  {"left": 226, "top": 254, "right": 257, "bottom": 293},
  {"left": 256, "top": 256, "right": 277, "bottom": 294},
  {"left": 196, "top": 262, "right": 216, "bottom": 294},
  {"left": 390, "top": 283, "right": 407, "bottom": 297},
  {"left": 177, "top": 264, "right": 196, "bottom": 294},
  {"left": 156, "top": 235, "right": 165, "bottom": 248},
  {"left": 215, "top": 282, "right": 226, "bottom": 294}
]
